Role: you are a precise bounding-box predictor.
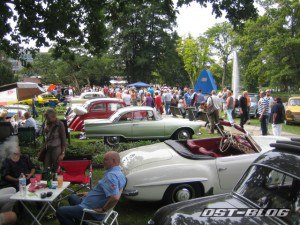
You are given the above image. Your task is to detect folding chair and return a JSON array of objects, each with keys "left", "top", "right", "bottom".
[
  {"left": 0, "top": 122, "right": 13, "bottom": 141},
  {"left": 80, "top": 208, "right": 119, "bottom": 225},
  {"left": 57, "top": 155, "right": 93, "bottom": 203},
  {"left": 18, "top": 127, "right": 36, "bottom": 148}
]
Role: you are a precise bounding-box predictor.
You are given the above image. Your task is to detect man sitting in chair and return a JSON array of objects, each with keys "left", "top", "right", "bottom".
[{"left": 56, "top": 151, "right": 126, "bottom": 225}]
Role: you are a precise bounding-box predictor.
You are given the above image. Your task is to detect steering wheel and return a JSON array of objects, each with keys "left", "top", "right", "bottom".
[{"left": 219, "top": 131, "right": 235, "bottom": 152}]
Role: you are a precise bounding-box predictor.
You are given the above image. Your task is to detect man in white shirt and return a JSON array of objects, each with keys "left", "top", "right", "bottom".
[
  {"left": 207, "top": 90, "right": 221, "bottom": 134},
  {"left": 24, "top": 112, "right": 38, "bottom": 133},
  {"left": 122, "top": 90, "right": 131, "bottom": 106},
  {"left": 163, "top": 90, "right": 172, "bottom": 114}
]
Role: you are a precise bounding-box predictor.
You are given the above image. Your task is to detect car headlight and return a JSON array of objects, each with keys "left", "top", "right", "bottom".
[
  {"left": 286, "top": 110, "right": 293, "bottom": 117},
  {"left": 148, "top": 219, "right": 155, "bottom": 225}
]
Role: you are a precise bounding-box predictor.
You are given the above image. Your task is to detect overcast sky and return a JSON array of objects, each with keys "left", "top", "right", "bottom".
[{"left": 175, "top": 2, "right": 225, "bottom": 37}]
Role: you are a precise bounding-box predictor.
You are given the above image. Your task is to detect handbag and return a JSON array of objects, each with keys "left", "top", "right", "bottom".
[{"left": 207, "top": 97, "right": 217, "bottom": 115}]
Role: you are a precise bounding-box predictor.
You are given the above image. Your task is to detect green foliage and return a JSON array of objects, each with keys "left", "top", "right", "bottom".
[
  {"left": 177, "top": 0, "right": 258, "bottom": 27},
  {"left": 176, "top": 35, "right": 214, "bottom": 86},
  {"left": 205, "top": 22, "right": 234, "bottom": 87},
  {"left": 236, "top": 0, "right": 300, "bottom": 92},
  {"left": 109, "top": 0, "right": 177, "bottom": 83},
  {"left": 0, "top": 53, "right": 17, "bottom": 85}
]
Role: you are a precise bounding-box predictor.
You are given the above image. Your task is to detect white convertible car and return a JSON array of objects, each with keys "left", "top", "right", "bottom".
[{"left": 120, "top": 121, "right": 290, "bottom": 204}]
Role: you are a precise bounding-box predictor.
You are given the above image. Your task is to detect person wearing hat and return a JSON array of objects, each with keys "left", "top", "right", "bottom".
[
  {"left": 257, "top": 91, "right": 270, "bottom": 135},
  {"left": 271, "top": 97, "right": 285, "bottom": 136},
  {"left": 39, "top": 109, "right": 66, "bottom": 172}
]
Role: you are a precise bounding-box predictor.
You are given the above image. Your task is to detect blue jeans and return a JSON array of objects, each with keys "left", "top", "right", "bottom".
[
  {"left": 260, "top": 115, "right": 268, "bottom": 135},
  {"left": 56, "top": 194, "right": 84, "bottom": 225},
  {"left": 226, "top": 109, "right": 234, "bottom": 124},
  {"left": 165, "top": 101, "right": 171, "bottom": 115}
]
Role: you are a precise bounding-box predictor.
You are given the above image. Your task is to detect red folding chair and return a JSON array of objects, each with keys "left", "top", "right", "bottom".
[{"left": 56, "top": 155, "right": 93, "bottom": 204}]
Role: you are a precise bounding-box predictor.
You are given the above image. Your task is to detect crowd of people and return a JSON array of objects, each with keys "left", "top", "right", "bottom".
[{"left": 49, "top": 84, "right": 286, "bottom": 137}]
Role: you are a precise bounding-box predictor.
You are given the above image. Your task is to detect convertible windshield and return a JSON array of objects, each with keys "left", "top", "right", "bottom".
[{"left": 234, "top": 165, "right": 300, "bottom": 224}]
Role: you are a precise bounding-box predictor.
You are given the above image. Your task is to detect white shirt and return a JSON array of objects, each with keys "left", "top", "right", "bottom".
[
  {"left": 24, "top": 117, "right": 38, "bottom": 132},
  {"left": 122, "top": 94, "right": 131, "bottom": 106},
  {"left": 207, "top": 95, "right": 221, "bottom": 110},
  {"left": 163, "top": 93, "right": 172, "bottom": 102}
]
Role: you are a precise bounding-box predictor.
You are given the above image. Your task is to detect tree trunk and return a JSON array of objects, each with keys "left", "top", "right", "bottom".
[{"left": 222, "top": 56, "right": 228, "bottom": 87}]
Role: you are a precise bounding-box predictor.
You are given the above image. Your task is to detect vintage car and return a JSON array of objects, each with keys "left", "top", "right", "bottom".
[
  {"left": 84, "top": 106, "right": 204, "bottom": 146},
  {"left": 285, "top": 96, "right": 300, "bottom": 125},
  {"left": 0, "top": 104, "right": 31, "bottom": 118},
  {"left": 148, "top": 139, "right": 300, "bottom": 225},
  {"left": 235, "top": 93, "right": 259, "bottom": 118},
  {"left": 67, "top": 98, "right": 126, "bottom": 131},
  {"left": 69, "top": 92, "right": 105, "bottom": 107},
  {"left": 19, "top": 93, "right": 59, "bottom": 105},
  {"left": 120, "top": 121, "right": 290, "bottom": 204}
]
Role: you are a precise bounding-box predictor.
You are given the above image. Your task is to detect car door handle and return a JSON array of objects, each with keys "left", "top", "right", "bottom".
[
  {"left": 218, "top": 167, "right": 227, "bottom": 172},
  {"left": 132, "top": 124, "right": 139, "bottom": 126}
]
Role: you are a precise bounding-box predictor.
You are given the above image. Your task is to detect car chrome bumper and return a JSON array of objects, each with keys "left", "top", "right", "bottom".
[{"left": 122, "top": 189, "right": 139, "bottom": 197}]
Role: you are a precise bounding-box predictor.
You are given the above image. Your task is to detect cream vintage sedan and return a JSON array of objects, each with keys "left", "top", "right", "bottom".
[
  {"left": 84, "top": 106, "right": 204, "bottom": 146},
  {"left": 120, "top": 121, "right": 290, "bottom": 204}
]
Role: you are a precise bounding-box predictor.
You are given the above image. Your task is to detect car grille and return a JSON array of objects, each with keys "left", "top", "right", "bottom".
[{"left": 292, "top": 112, "right": 300, "bottom": 121}]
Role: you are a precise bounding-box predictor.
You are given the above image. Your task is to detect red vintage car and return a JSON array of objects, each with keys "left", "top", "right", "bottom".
[{"left": 67, "top": 98, "right": 126, "bottom": 131}]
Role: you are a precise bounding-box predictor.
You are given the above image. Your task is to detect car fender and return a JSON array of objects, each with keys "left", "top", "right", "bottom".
[{"left": 125, "top": 162, "right": 217, "bottom": 201}]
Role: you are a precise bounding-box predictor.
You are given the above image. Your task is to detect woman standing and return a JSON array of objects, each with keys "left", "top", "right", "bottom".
[
  {"left": 226, "top": 90, "right": 235, "bottom": 125},
  {"left": 130, "top": 89, "right": 137, "bottom": 106},
  {"left": 145, "top": 92, "right": 153, "bottom": 107},
  {"left": 40, "top": 109, "right": 66, "bottom": 172}
]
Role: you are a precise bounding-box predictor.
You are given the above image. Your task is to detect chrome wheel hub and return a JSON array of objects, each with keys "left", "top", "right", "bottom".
[
  {"left": 178, "top": 131, "right": 189, "bottom": 140},
  {"left": 175, "top": 188, "right": 191, "bottom": 202},
  {"left": 108, "top": 136, "right": 119, "bottom": 144}
]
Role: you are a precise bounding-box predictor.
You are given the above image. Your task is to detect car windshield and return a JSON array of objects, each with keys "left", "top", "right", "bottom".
[
  {"left": 250, "top": 96, "right": 257, "bottom": 102},
  {"left": 234, "top": 165, "right": 300, "bottom": 224},
  {"left": 289, "top": 99, "right": 300, "bottom": 106}
]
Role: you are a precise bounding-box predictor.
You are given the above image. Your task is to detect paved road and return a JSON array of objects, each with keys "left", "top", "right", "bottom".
[
  {"left": 243, "top": 124, "right": 299, "bottom": 138},
  {"left": 162, "top": 113, "right": 298, "bottom": 138}
]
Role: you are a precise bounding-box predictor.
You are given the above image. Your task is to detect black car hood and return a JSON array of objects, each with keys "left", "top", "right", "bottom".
[{"left": 151, "top": 193, "right": 277, "bottom": 225}]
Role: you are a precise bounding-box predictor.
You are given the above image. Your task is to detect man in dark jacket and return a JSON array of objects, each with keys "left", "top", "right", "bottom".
[
  {"left": 271, "top": 97, "right": 285, "bottom": 136},
  {"left": 239, "top": 91, "right": 249, "bottom": 128}
]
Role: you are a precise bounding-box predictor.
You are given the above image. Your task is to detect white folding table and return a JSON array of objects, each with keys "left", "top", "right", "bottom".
[{"left": 10, "top": 181, "right": 70, "bottom": 225}]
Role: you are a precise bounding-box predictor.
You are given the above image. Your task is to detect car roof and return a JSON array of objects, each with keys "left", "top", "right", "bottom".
[
  {"left": 85, "top": 98, "right": 124, "bottom": 104},
  {"left": 289, "top": 96, "right": 300, "bottom": 99},
  {"left": 116, "top": 106, "right": 154, "bottom": 114},
  {"left": 253, "top": 139, "right": 300, "bottom": 179},
  {"left": 80, "top": 91, "right": 104, "bottom": 96}
]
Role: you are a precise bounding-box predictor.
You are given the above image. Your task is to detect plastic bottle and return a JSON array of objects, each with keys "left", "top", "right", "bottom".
[
  {"left": 19, "top": 173, "right": 27, "bottom": 197},
  {"left": 47, "top": 167, "right": 52, "bottom": 187}
]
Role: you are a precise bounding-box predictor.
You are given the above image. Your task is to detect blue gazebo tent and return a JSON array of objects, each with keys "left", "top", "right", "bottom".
[
  {"left": 194, "top": 69, "right": 217, "bottom": 94},
  {"left": 127, "top": 82, "right": 150, "bottom": 88}
]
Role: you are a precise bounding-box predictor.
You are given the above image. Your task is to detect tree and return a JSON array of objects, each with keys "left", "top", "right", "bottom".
[
  {"left": 23, "top": 51, "right": 121, "bottom": 89},
  {"left": 205, "top": 22, "right": 234, "bottom": 87},
  {"left": 176, "top": 35, "right": 213, "bottom": 87},
  {"left": 236, "top": 0, "right": 300, "bottom": 92},
  {"left": 1, "top": 0, "right": 258, "bottom": 56},
  {"left": 0, "top": 52, "right": 17, "bottom": 86},
  {"left": 177, "top": 0, "right": 258, "bottom": 27},
  {"left": 109, "top": 0, "right": 177, "bottom": 83}
]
